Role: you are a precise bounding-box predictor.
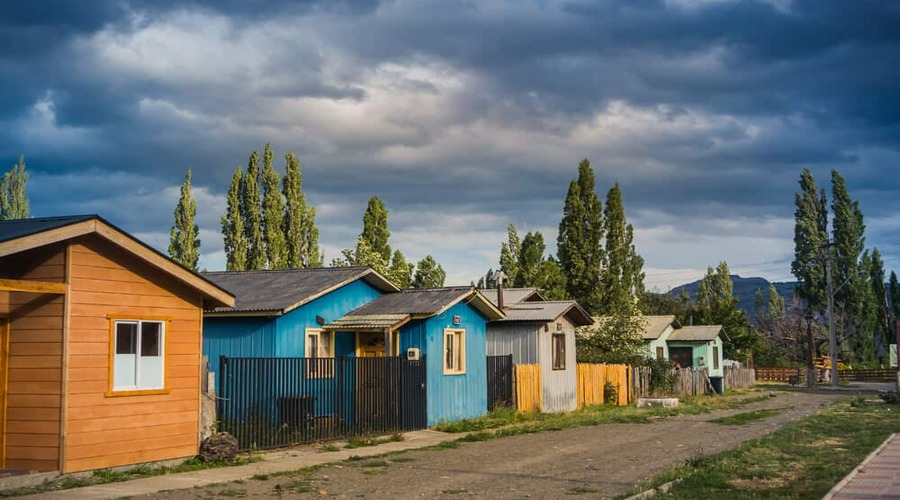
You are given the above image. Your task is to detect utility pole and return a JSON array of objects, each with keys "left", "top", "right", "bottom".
[{"left": 825, "top": 242, "right": 839, "bottom": 387}]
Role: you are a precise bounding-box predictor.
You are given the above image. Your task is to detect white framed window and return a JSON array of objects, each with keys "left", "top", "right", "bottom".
[
  {"left": 552, "top": 333, "right": 566, "bottom": 370},
  {"left": 443, "top": 328, "right": 466, "bottom": 375},
  {"left": 306, "top": 328, "right": 334, "bottom": 378},
  {"left": 111, "top": 319, "right": 165, "bottom": 393}
]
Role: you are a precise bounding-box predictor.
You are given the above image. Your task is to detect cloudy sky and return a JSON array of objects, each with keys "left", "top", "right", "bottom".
[{"left": 3, "top": 0, "right": 899, "bottom": 289}]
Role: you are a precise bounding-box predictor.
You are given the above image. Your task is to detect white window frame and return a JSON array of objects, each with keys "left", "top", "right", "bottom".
[
  {"left": 306, "top": 328, "right": 334, "bottom": 378},
  {"left": 552, "top": 333, "right": 566, "bottom": 370},
  {"left": 443, "top": 328, "right": 466, "bottom": 375},
  {"left": 111, "top": 319, "right": 166, "bottom": 394}
]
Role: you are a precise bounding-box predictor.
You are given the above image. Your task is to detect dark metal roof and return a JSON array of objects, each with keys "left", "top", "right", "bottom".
[
  {"left": 0, "top": 215, "right": 96, "bottom": 243},
  {"left": 348, "top": 287, "right": 474, "bottom": 316},
  {"left": 478, "top": 288, "right": 546, "bottom": 307},
  {"left": 203, "top": 267, "right": 398, "bottom": 314},
  {"left": 496, "top": 300, "right": 594, "bottom": 326}
]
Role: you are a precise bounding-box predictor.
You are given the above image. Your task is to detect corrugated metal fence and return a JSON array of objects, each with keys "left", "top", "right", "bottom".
[
  {"left": 486, "top": 355, "right": 513, "bottom": 411},
  {"left": 218, "top": 356, "right": 427, "bottom": 451}
]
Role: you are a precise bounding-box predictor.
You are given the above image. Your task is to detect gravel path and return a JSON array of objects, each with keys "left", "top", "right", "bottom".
[{"left": 139, "top": 391, "right": 851, "bottom": 499}]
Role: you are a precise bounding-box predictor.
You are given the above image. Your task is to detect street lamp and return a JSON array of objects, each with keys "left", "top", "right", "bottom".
[{"left": 805, "top": 309, "right": 816, "bottom": 388}]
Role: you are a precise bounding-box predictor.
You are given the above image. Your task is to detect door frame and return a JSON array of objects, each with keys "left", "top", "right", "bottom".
[{"left": 0, "top": 318, "right": 9, "bottom": 468}]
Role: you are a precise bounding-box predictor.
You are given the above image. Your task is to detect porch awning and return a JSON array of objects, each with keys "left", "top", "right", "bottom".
[{"left": 322, "top": 313, "right": 410, "bottom": 331}]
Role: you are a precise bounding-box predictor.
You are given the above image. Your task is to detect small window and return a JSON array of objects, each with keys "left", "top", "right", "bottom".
[
  {"left": 552, "top": 333, "right": 566, "bottom": 370},
  {"left": 656, "top": 346, "right": 664, "bottom": 360},
  {"left": 713, "top": 346, "right": 720, "bottom": 370},
  {"left": 443, "top": 329, "right": 465, "bottom": 375},
  {"left": 112, "top": 319, "right": 165, "bottom": 393},
  {"left": 306, "top": 329, "right": 334, "bottom": 377}
]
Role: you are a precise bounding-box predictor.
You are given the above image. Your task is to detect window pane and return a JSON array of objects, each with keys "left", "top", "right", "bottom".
[
  {"left": 445, "top": 334, "right": 454, "bottom": 370},
  {"left": 319, "top": 331, "right": 332, "bottom": 357},
  {"left": 141, "top": 322, "right": 161, "bottom": 357},
  {"left": 308, "top": 334, "right": 318, "bottom": 358},
  {"left": 116, "top": 323, "right": 137, "bottom": 355}
]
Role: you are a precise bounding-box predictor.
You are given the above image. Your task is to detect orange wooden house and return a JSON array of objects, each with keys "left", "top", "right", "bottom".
[{"left": 0, "top": 215, "right": 234, "bottom": 474}]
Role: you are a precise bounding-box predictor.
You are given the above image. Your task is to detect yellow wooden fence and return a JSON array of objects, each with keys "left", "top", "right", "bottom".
[
  {"left": 515, "top": 364, "right": 542, "bottom": 413},
  {"left": 576, "top": 363, "right": 631, "bottom": 407}
]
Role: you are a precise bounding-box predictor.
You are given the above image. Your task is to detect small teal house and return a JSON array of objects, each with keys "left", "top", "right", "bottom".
[
  {"left": 666, "top": 325, "right": 725, "bottom": 392},
  {"left": 325, "top": 287, "right": 504, "bottom": 425},
  {"left": 640, "top": 315, "right": 681, "bottom": 360},
  {"left": 201, "top": 266, "right": 399, "bottom": 373}
]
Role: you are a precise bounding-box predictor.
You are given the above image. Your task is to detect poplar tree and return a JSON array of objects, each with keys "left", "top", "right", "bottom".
[
  {"left": 791, "top": 168, "right": 829, "bottom": 312},
  {"left": 261, "top": 144, "right": 286, "bottom": 269},
  {"left": 557, "top": 159, "right": 604, "bottom": 314},
  {"left": 221, "top": 168, "right": 247, "bottom": 271},
  {"left": 890, "top": 271, "right": 900, "bottom": 317},
  {"left": 600, "top": 183, "right": 645, "bottom": 313},
  {"left": 283, "top": 152, "right": 322, "bottom": 268},
  {"left": 1, "top": 155, "right": 29, "bottom": 220},
  {"left": 168, "top": 169, "right": 201, "bottom": 270},
  {"left": 413, "top": 255, "right": 445, "bottom": 288},
  {"left": 533, "top": 257, "right": 567, "bottom": 300},
  {"left": 388, "top": 250, "right": 414, "bottom": 288},
  {"left": 868, "top": 248, "right": 890, "bottom": 361},
  {"left": 499, "top": 224, "right": 521, "bottom": 286},
  {"left": 359, "top": 196, "right": 391, "bottom": 263},
  {"left": 696, "top": 262, "right": 758, "bottom": 362},
  {"left": 515, "top": 231, "right": 545, "bottom": 288},
  {"left": 242, "top": 150, "right": 266, "bottom": 270}
]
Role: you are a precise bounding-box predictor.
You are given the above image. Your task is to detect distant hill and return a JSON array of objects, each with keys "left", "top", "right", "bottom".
[{"left": 670, "top": 275, "right": 798, "bottom": 317}]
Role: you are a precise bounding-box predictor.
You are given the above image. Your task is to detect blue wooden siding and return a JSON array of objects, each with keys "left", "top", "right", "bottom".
[
  {"left": 204, "top": 316, "right": 276, "bottom": 375},
  {"left": 399, "top": 301, "right": 488, "bottom": 425},
  {"left": 273, "top": 280, "right": 384, "bottom": 357}
]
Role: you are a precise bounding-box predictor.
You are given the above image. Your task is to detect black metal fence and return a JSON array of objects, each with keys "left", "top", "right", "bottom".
[
  {"left": 218, "top": 356, "right": 427, "bottom": 451},
  {"left": 486, "top": 354, "right": 513, "bottom": 411}
]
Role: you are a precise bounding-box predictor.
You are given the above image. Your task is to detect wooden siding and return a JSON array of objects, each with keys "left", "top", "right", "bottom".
[
  {"left": 399, "top": 301, "right": 488, "bottom": 426},
  {"left": 0, "top": 244, "right": 65, "bottom": 471},
  {"left": 64, "top": 237, "right": 204, "bottom": 473},
  {"left": 538, "top": 317, "right": 577, "bottom": 413},
  {"left": 485, "top": 324, "right": 538, "bottom": 364},
  {"left": 576, "top": 364, "right": 631, "bottom": 407},
  {"left": 514, "top": 364, "right": 542, "bottom": 413}
]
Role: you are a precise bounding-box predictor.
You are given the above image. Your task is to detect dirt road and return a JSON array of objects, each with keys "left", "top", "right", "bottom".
[{"left": 140, "top": 391, "right": 850, "bottom": 499}]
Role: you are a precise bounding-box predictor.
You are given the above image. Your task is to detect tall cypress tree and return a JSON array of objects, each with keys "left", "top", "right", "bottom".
[
  {"left": 359, "top": 196, "right": 391, "bottom": 263},
  {"left": 261, "top": 144, "right": 286, "bottom": 269},
  {"left": 557, "top": 159, "right": 604, "bottom": 314},
  {"left": 168, "top": 169, "right": 201, "bottom": 270},
  {"left": 869, "top": 248, "right": 891, "bottom": 360},
  {"left": 221, "top": 167, "right": 247, "bottom": 271},
  {"left": 242, "top": 150, "right": 265, "bottom": 270},
  {"left": 499, "top": 224, "right": 521, "bottom": 286},
  {"left": 791, "top": 168, "right": 829, "bottom": 312},
  {"left": 0, "top": 155, "right": 29, "bottom": 220},
  {"left": 600, "top": 183, "right": 644, "bottom": 313},
  {"left": 282, "top": 152, "right": 322, "bottom": 268},
  {"left": 889, "top": 271, "right": 900, "bottom": 317}
]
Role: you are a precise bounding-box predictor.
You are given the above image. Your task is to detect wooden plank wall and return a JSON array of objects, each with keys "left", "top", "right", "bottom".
[
  {"left": 575, "top": 364, "right": 630, "bottom": 407},
  {"left": 64, "top": 237, "right": 203, "bottom": 473},
  {"left": 1, "top": 245, "right": 66, "bottom": 471},
  {"left": 514, "top": 364, "right": 542, "bottom": 413}
]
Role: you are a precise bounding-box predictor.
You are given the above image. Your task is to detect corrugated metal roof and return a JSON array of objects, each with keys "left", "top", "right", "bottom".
[
  {"left": 349, "top": 287, "right": 474, "bottom": 316},
  {"left": 0, "top": 215, "right": 96, "bottom": 243},
  {"left": 589, "top": 315, "right": 680, "bottom": 340},
  {"left": 202, "top": 267, "right": 398, "bottom": 314},
  {"left": 668, "top": 325, "right": 723, "bottom": 342},
  {"left": 478, "top": 288, "right": 545, "bottom": 306},
  {"left": 496, "top": 301, "right": 593, "bottom": 326},
  {"left": 323, "top": 314, "right": 409, "bottom": 330}
]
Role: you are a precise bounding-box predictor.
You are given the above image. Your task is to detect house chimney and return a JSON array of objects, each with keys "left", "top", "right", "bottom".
[{"left": 495, "top": 271, "right": 507, "bottom": 310}]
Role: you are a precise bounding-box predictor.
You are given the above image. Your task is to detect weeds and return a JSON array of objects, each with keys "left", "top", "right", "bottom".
[
  {"left": 709, "top": 408, "right": 785, "bottom": 425},
  {"left": 344, "top": 433, "right": 404, "bottom": 449}
]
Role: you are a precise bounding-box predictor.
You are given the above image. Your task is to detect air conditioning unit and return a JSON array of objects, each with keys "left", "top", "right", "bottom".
[{"left": 407, "top": 348, "right": 420, "bottom": 361}]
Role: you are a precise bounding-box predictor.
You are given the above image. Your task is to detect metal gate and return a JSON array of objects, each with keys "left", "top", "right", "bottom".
[
  {"left": 218, "top": 355, "right": 427, "bottom": 451},
  {"left": 486, "top": 354, "right": 513, "bottom": 411}
]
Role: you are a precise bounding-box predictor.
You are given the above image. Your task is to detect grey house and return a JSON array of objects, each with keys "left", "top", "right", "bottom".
[{"left": 482, "top": 288, "right": 593, "bottom": 412}]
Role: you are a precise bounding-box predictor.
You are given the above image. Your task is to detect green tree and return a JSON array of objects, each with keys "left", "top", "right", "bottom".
[
  {"left": 557, "top": 159, "right": 604, "bottom": 314},
  {"left": 242, "top": 150, "right": 266, "bottom": 270},
  {"left": 890, "top": 271, "right": 900, "bottom": 317},
  {"left": 261, "top": 144, "right": 287, "bottom": 269},
  {"left": 1, "top": 155, "right": 29, "bottom": 220},
  {"left": 533, "top": 257, "right": 567, "bottom": 300},
  {"left": 413, "top": 255, "right": 445, "bottom": 288},
  {"left": 576, "top": 298, "right": 646, "bottom": 364},
  {"left": 499, "top": 224, "right": 521, "bottom": 286},
  {"left": 696, "top": 262, "right": 759, "bottom": 363},
  {"left": 359, "top": 196, "right": 391, "bottom": 263},
  {"left": 282, "top": 152, "right": 322, "bottom": 268},
  {"left": 388, "top": 250, "right": 414, "bottom": 288},
  {"left": 515, "top": 231, "right": 545, "bottom": 287},
  {"left": 600, "top": 183, "right": 644, "bottom": 313},
  {"left": 221, "top": 168, "right": 247, "bottom": 271},
  {"left": 475, "top": 269, "right": 498, "bottom": 289},
  {"left": 168, "top": 169, "right": 201, "bottom": 270},
  {"left": 791, "top": 168, "right": 829, "bottom": 312}
]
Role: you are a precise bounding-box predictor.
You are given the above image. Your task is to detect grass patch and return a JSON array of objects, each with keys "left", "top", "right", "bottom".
[
  {"left": 344, "top": 432, "right": 404, "bottom": 449},
  {"left": 318, "top": 444, "right": 341, "bottom": 452},
  {"left": 709, "top": 408, "right": 785, "bottom": 425},
  {"left": 389, "top": 456, "right": 416, "bottom": 463},
  {"left": 360, "top": 461, "right": 389, "bottom": 468},
  {"left": 628, "top": 400, "right": 900, "bottom": 499}
]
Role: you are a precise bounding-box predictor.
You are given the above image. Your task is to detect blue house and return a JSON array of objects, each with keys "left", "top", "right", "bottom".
[
  {"left": 202, "top": 266, "right": 399, "bottom": 374},
  {"left": 324, "top": 287, "right": 504, "bottom": 425}
]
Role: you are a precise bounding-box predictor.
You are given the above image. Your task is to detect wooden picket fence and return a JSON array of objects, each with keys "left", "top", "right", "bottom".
[
  {"left": 576, "top": 363, "right": 631, "bottom": 407},
  {"left": 839, "top": 369, "right": 898, "bottom": 383},
  {"left": 724, "top": 366, "right": 756, "bottom": 389},
  {"left": 755, "top": 366, "right": 802, "bottom": 383},
  {"left": 514, "top": 364, "right": 542, "bottom": 413}
]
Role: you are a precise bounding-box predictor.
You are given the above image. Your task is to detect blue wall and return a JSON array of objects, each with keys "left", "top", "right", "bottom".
[
  {"left": 400, "top": 301, "right": 489, "bottom": 425},
  {"left": 204, "top": 279, "right": 384, "bottom": 374}
]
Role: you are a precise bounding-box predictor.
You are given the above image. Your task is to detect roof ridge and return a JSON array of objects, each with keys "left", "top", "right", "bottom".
[
  {"left": 0, "top": 214, "right": 98, "bottom": 224},
  {"left": 204, "top": 266, "right": 370, "bottom": 276}
]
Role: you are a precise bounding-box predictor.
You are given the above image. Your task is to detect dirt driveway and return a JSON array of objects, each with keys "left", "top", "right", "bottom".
[{"left": 140, "top": 390, "right": 850, "bottom": 499}]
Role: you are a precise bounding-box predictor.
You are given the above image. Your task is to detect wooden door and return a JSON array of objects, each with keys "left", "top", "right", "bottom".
[
  {"left": 357, "top": 332, "right": 386, "bottom": 357},
  {"left": 0, "top": 319, "right": 9, "bottom": 468}
]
